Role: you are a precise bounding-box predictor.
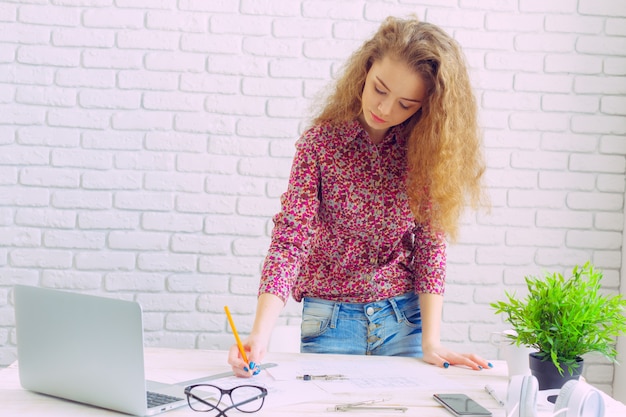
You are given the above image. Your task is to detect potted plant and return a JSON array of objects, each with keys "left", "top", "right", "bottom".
[{"left": 491, "top": 262, "right": 626, "bottom": 390}]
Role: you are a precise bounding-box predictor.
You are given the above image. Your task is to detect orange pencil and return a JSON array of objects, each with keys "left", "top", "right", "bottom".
[{"left": 224, "top": 305, "right": 249, "bottom": 365}]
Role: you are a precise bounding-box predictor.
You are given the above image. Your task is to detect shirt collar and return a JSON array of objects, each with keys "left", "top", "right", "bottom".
[{"left": 342, "top": 119, "right": 404, "bottom": 146}]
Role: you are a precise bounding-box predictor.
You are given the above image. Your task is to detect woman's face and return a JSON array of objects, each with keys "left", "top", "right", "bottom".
[{"left": 358, "top": 55, "right": 426, "bottom": 143}]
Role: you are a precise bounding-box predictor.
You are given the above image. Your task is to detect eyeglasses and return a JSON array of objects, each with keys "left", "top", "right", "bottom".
[{"left": 184, "top": 384, "right": 268, "bottom": 416}]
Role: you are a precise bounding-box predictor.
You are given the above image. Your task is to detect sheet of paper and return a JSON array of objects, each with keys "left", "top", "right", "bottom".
[
  {"left": 198, "top": 366, "right": 331, "bottom": 410},
  {"left": 268, "top": 357, "right": 464, "bottom": 394},
  {"left": 193, "top": 358, "right": 468, "bottom": 410}
]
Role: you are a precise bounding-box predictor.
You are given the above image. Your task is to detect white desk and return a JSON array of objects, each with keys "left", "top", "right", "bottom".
[{"left": 0, "top": 348, "right": 624, "bottom": 416}]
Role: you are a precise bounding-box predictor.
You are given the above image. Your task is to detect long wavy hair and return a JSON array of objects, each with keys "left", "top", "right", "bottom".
[{"left": 312, "top": 16, "right": 486, "bottom": 241}]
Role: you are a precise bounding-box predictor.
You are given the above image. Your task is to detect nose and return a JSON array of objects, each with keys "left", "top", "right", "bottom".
[{"left": 378, "top": 98, "right": 393, "bottom": 116}]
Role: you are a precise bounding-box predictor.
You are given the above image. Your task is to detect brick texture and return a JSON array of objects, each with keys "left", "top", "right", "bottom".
[{"left": 0, "top": 0, "right": 624, "bottom": 397}]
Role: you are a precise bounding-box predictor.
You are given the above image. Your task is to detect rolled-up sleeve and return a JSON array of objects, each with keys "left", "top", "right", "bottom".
[
  {"left": 258, "top": 136, "right": 319, "bottom": 303},
  {"left": 412, "top": 224, "right": 447, "bottom": 295}
]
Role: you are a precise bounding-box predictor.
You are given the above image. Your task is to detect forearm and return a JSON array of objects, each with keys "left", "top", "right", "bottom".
[
  {"left": 250, "top": 293, "right": 285, "bottom": 343},
  {"left": 418, "top": 292, "right": 444, "bottom": 350}
]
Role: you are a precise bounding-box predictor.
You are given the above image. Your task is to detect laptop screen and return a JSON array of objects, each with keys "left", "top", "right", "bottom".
[{"left": 14, "top": 285, "right": 149, "bottom": 415}]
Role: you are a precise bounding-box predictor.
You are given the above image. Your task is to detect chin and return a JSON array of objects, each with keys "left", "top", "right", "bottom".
[{"left": 366, "top": 114, "right": 385, "bottom": 129}]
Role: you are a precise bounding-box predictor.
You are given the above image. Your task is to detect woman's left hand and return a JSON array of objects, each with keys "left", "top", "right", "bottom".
[{"left": 422, "top": 344, "right": 492, "bottom": 371}]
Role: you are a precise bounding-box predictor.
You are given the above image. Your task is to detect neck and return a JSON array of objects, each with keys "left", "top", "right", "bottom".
[{"left": 357, "top": 114, "right": 386, "bottom": 145}]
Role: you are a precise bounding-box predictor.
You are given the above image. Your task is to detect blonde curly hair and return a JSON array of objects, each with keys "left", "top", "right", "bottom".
[{"left": 312, "top": 16, "right": 486, "bottom": 241}]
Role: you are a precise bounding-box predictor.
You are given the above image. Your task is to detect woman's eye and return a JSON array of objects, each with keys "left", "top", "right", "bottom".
[
  {"left": 399, "top": 102, "right": 410, "bottom": 110},
  {"left": 375, "top": 86, "right": 385, "bottom": 95}
]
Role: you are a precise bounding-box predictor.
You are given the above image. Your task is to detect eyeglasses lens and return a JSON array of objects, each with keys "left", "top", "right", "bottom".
[
  {"left": 188, "top": 385, "right": 222, "bottom": 412},
  {"left": 231, "top": 386, "right": 265, "bottom": 413}
]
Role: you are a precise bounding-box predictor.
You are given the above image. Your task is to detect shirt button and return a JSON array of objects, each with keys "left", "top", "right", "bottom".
[{"left": 366, "top": 306, "right": 375, "bottom": 316}]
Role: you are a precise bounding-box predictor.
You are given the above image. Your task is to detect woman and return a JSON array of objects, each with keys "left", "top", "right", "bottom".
[{"left": 228, "top": 16, "right": 489, "bottom": 377}]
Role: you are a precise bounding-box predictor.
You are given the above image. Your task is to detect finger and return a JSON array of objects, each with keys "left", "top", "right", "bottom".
[
  {"left": 227, "top": 345, "right": 253, "bottom": 376},
  {"left": 452, "top": 354, "right": 488, "bottom": 371},
  {"left": 232, "top": 366, "right": 253, "bottom": 378},
  {"left": 246, "top": 345, "right": 268, "bottom": 376},
  {"left": 432, "top": 352, "right": 471, "bottom": 370},
  {"left": 230, "top": 360, "right": 254, "bottom": 378},
  {"left": 423, "top": 352, "right": 450, "bottom": 369},
  {"left": 433, "top": 355, "right": 450, "bottom": 369},
  {"left": 227, "top": 344, "right": 246, "bottom": 366},
  {"left": 251, "top": 362, "right": 261, "bottom": 376},
  {"left": 466, "top": 353, "right": 493, "bottom": 370}
]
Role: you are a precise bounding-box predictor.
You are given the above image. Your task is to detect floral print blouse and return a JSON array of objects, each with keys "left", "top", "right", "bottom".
[{"left": 258, "top": 120, "right": 446, "bottom": 304}]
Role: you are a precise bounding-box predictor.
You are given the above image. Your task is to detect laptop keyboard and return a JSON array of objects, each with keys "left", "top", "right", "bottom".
[{"left": 147, "top": 391, "right": 184, "bottom": 409}]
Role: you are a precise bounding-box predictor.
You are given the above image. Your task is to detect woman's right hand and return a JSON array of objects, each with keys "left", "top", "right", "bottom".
[
  {"left": 227, "top": 293, "right": 285, "bottom": 377},
  {"left": 227, "top": 333, "right": 269, "bottom": 378}
]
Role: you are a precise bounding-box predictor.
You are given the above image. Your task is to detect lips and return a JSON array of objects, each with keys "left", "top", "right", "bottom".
[{"left": 370, "top": 111, "right": 386, "bottom": 124}]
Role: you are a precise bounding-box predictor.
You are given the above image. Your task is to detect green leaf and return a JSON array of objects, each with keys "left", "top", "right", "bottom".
[{"left": 490, "top": 262, "right": 626, "bottom": 375}]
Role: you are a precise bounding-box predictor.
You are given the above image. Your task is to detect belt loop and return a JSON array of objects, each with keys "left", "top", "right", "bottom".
[
  {"left": 330, "top": 302, "right": 340, "bottom": 328},
  {"left": 389, "top": 296, "right": 403, "bottom": 323}
]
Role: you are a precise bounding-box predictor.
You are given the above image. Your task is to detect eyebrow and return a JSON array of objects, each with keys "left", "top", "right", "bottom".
[{"left": 375, "top": 76, "right": 422, "bottom": 103}]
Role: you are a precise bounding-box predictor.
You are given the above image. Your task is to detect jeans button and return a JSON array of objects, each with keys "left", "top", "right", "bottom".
[{"left": 366, "top": 306, "right": 374, "bottom": 316}]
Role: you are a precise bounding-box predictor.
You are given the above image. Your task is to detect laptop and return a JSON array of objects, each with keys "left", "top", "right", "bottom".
[{"left": 14, "top": 285, "right": 189, "bottom": 416}]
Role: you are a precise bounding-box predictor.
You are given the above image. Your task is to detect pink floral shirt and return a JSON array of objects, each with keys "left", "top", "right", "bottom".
[{"left": 259, "top": 120, "right": 446, "bottom": 304}]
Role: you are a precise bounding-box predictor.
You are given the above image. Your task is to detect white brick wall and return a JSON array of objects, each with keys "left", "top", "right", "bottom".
[{"left": 1, "top": 0, "right": 625, "bottom": 396}]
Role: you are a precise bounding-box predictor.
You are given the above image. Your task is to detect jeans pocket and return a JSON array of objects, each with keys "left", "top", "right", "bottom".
[
  {"left": 301, "top": 299, "right": 334, "bottom": 340},
  {"left": 402, "top": 306, "right": 422, "bottom": 329}
]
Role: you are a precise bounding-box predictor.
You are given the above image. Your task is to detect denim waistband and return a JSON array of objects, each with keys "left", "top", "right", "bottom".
[
  {"left": 303, "top": 292, "right": 419, "bottom": 324},
  {"left": 304, "top": 292, "right": 416, "bottom": 307}
]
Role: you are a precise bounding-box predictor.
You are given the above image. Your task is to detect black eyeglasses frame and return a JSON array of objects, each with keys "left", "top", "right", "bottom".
[{"left": 184, "top": 384, "right": 268, "bottom": 416}]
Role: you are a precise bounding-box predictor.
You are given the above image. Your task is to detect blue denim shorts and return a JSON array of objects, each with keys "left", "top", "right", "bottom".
[{"left": 300, "top": 292, "right": 423, "bottom": 357}]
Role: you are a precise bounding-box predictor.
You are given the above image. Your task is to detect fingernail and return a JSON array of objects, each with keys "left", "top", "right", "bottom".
[
  {"left": 443, "top": 362, "right": 450, "bottom": 369},
  {"left": 488, "top": 362, "right": 494, "bottom": 368},
  {"left": 243, "top": 366, "right": 249, "bottom": 372},
  {"left": 253, "top": 368, "right": 260, "bottom": 375},
  {"left": 478, "top": 365, "right": 483, "bottom": 370},
  {"left": 249, "top": 361, "right": 256, "bottom": 370}
]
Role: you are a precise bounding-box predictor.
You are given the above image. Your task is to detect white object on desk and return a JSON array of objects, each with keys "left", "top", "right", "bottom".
[
  {"left": 268, "top": 325, "right": 301, "bottom": 353},
  {"left": 506, "top": 375, "right": 606, "bottom": 417},
  {"left": 490, "top": 330, "right": 535, "bottom": 377}
]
